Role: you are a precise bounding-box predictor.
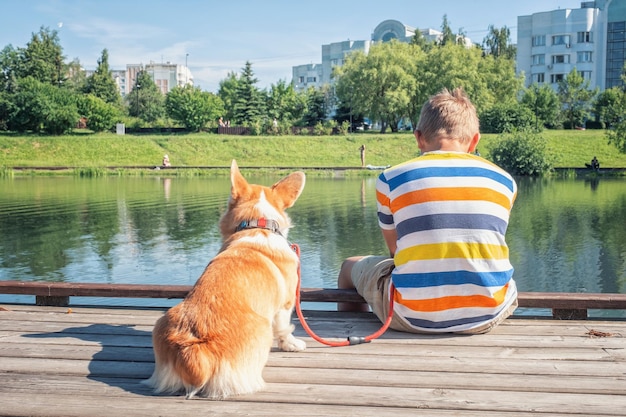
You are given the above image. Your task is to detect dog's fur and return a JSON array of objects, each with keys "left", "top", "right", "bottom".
[{"left": 142, "top": 160, "right": 306, "bottom": 399}]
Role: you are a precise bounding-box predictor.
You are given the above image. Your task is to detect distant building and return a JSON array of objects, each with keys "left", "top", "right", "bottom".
[
  {"left": 292, "top": 19, "right": 472, "bottom": 92},
  {"left": 86, "top": 62, "right": 193, "bottom": 97},
  {"left": 517, "top": 0, "right": 625, "bottom": 91}
]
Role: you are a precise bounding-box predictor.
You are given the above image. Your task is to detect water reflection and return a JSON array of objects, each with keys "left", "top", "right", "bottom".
[{"left": 0, "top": 176, "right": 625, "bottom": 308}]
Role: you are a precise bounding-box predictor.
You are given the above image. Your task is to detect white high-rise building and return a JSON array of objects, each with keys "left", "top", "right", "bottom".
[
  {"left": 292, "top": 20, "right": 471, "bottom": 92},
  {"left": 517, "top": 0, "right": 626, "bottom": 91}
]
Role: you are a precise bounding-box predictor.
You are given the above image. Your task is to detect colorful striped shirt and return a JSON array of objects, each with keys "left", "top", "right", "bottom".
[{"left": 376, "top": 151, "right": 518, "bottom": 332}]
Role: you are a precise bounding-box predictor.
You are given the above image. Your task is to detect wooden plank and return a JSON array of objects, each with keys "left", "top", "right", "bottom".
[
  {"left": 0, "top": 392, "right": 578, "bottom": 417},
  {"left": 0, "top": 373, "right": 624, "bottom": 416}
]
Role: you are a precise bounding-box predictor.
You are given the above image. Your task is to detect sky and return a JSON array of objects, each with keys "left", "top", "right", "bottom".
[{"left": 1, "top": 0, "right": 584, "bottom": 92}]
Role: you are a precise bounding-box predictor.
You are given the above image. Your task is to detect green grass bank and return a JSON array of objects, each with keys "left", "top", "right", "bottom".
[{"left": 1, "top": 129, "right": 625, "bottom": 175}]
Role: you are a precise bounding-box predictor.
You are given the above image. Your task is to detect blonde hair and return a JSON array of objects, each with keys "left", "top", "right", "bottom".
[{"left": 416, "top": 87, "right": 479, "bottom": 144}]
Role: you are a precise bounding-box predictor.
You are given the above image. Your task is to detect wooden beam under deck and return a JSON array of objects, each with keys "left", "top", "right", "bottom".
[{"left": 1, "top": 280, "right": 626, "bottom": 319}]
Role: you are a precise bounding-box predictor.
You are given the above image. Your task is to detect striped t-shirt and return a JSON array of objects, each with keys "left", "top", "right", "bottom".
[{"left": 376, "top": 151, "right": 518, "bottom": 332}]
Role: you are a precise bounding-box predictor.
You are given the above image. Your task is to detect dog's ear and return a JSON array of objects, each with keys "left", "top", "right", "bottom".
[
  {"left": 230, "top": 160, "right": 250, "bottom": 200},
  {"left": 271, "top": 171, "right": 306, "bottom": 209}
]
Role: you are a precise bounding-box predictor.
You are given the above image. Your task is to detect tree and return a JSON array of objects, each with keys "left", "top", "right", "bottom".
[
  {"left": 480, "top": 102, "right": 535, "bottom": 133},
  {"left": 8, "top": 77, "right": 79, "bottom": 134},
  {"left": 558, "top": 68, "right": 598, "bottom": 129},
  {"left": 0, "top": 45, "right": 21, "bottom": 92},
  {"left": 78, "top": 94, "right": 121, "bottom": 132},
  {"left": 127, "top": 69, "right": 164, "bottom": 122},
  {"left": 84, "top": 49, "right": 122, "bottom": 107},
  {"left": 335, "top": 40, "right": 418, "bottom": 132},
  {"left": 606, "top": 64, "right": 626, "bottom": 152},
  {"left": 482, "top": 25, "right": 516, "bottom": 60},
  {"left": 166, "top": 85, "right": 224, "bottom": 131},
  {"left": 594, "top": 87, "right": 626, "bottom": 128},
  {"left": 217, "top": 71, "right": 240, "bottom": 122},
  {"left": 410, "top": 29, "right": 433, "bottom": 51},
  {"left": 19, "top": 26, "right": 65, "bottom": 86},
  {"left": 232, "top": 61, "right": 265, "bottom": 125},
  {"left": 438, "top": 15, "right": 456, "bottom": 46},
  {"left": 521, "top": 83, "right": 560, "bottom": 129},
  {"left": 266, "top": 79, "right": 305, "bottom": 124},
  {"left": 63, "top": 58, "right": 87, "bottom": 93},
  {"left": 301, "top": 86, "right": 328, "bottom": 126}
]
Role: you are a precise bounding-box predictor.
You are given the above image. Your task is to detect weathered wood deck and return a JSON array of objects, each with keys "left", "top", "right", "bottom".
[{"left": 1, "top": 299, "right": 625, "bottom": 416}]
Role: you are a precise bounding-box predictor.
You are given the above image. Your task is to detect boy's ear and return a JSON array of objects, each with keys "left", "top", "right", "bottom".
[
  {"left": 468, "top": 132, "right": 481, "bottom": 153},
  {"left": 415, "top": 130, "right": 426, "bottom": 152}
]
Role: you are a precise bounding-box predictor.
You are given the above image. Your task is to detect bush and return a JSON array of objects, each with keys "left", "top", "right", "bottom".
[
  {"left": 489, "top": 130, "right": 553, "bottom": 176},
  {"left": 480, "top": 103, "right": 536, "bottom": 134},
  {"left": 79, "top": 95, "right": 120, "bottom": 132}
]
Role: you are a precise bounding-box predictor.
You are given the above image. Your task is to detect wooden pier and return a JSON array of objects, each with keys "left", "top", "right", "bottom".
[{"left": 0, "top": 282, "right": 625, "bottom": 416}]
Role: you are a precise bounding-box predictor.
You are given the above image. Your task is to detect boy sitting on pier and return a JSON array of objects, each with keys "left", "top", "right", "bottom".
[{"left": 338, "top": 88, "right": 518, "bottom": 334}]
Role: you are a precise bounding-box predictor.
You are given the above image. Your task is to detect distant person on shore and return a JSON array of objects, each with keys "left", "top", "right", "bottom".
[
  {"left": 162, "top": 154, "right": 171, "bottom": 167},
  {"left": 359, "top": 144, "right": 366, "bottom": 167},
  {"left": 337, "top": 87, "right": 518, "bottom": 334},
  {"left": 218, "top": 117, "right": 226, "bottom": 127},
  {"left": 585, "top": 156, "right": 600, "bottom": 170}
]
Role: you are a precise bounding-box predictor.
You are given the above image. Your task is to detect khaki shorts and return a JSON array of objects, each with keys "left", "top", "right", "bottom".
[{"left": 351, "top": 255, "right": 517, "bottom": 334}]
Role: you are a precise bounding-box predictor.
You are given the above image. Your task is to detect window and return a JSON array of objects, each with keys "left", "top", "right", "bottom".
[
  {"left": 532, "top": 73, "right": 545, "bottom": 83},
  {"left": 577, "top": 51, "right": 593, "bottom": 62},
  {"left": 550, "top": 73, "right": 565, "bottom": 83},
  {"left": 579, "top": 70, "right": 592, "bottom": 80},
  {"left": 532, "top": 35, "right": 546, "bottom": 46},
  {"left": 532, "top": 54, "right": 545, "bottom": 65},
  {"left": 552, "top": 35, "right": 571, "bottom": 46},
  {"left": 306, "top": 76, "right": 317, "bottom": 82},
  {"left": 299, "top": 76, "right": 304, "bottom": 83},
  {"left": 552, "top": 54, "right": 570, "bottom": 64},
  {"left": 577, "top": 31, "right": 592, "bottom": 43}
]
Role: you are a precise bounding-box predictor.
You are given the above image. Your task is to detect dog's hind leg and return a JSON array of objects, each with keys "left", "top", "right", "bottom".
[{"left": 273, "top": 308, "right": 306, "bottom": 352}]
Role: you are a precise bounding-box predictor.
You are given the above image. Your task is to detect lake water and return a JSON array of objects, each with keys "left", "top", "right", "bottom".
[{"left": 1, "top": 175, "right": 625, "bottom": 316}]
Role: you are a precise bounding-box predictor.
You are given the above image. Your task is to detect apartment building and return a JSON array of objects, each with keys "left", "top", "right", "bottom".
[
  {"left": 517, "top": 0, "right": 625, "bottom": 91},
  {"left": 87, "top": 62, "right": 193, "bottom": 97},
  {"left": 292, "top": 19, "right": 463, "bottom": 92}
]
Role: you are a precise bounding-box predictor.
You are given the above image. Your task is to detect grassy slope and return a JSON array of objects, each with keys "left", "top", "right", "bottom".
[{"left": 1, "top": 129, "right": 625, "bottom": 169}]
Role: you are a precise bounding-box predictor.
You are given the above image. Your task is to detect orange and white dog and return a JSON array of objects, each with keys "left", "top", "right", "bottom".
[{"left": 143, "top": 160, "right": 306, "bottom": 399}]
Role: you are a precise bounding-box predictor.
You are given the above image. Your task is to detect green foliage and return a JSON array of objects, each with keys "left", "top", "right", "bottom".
[
  {"left": 302, "top": 86, "right": 331, "bottom": 126},
  {"left": 313, "top": 121, "right": 332, "bottom": 136},
  {"left": 594, "top": 87, "right": 626, "bottom": 128},
  {"left": 521, "top": 83, "right": 561, "bottom": 129},
  {"left": 335, "top": 40, "right": 419, "bottom": 132},
  {"left": 79, "top": 94, "right": 121, "bottom": 132},
  {"left": 558, "top": 68, "right": 599, "bottom": 129},
  {"left": 19, "top": 26, "right": 65, "bottom": 86},
  {"left": 337, "top": 120, "right": 350, "bottom": 135},
  {"left": 490, "top": 130, "right": 553, "bottom": 176},
  {"left": 266, "top": 79, "right": 305, "bottom": 124},
  {"left": 232, "top": 61, "right": 266, "bottom": 125},
  {"left": 126, "top": 70, "right": 165, "bottom": 122},
  {"left": 166, "top": 85, "right": 224, "bottom": 131},
  {"left": 7, "top": 77, "right": 79, "bottom": 134},
  {"left": 482, "top": 25, "right": 516, "bottom": 60},
  {"left": 607, "top": 120, "right": 626, "bottom": 153},
  {"left": 83, "top": 49, "right": 122, "bottom": 107},
  {"left": 480, "top": 102, "right": 535, "bottom": 133},
  {"left": 217, "top": 71, "right": 239, "bottom": 122}
]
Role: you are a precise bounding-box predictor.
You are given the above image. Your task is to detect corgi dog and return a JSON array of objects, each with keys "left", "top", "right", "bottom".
[{"left": 143, "top": 160, "right": 306, "bottom": 399}]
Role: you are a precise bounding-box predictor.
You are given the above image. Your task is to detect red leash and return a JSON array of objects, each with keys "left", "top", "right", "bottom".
[{"left": 291, "top": 243, "right": 394, "bottom": 347}]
